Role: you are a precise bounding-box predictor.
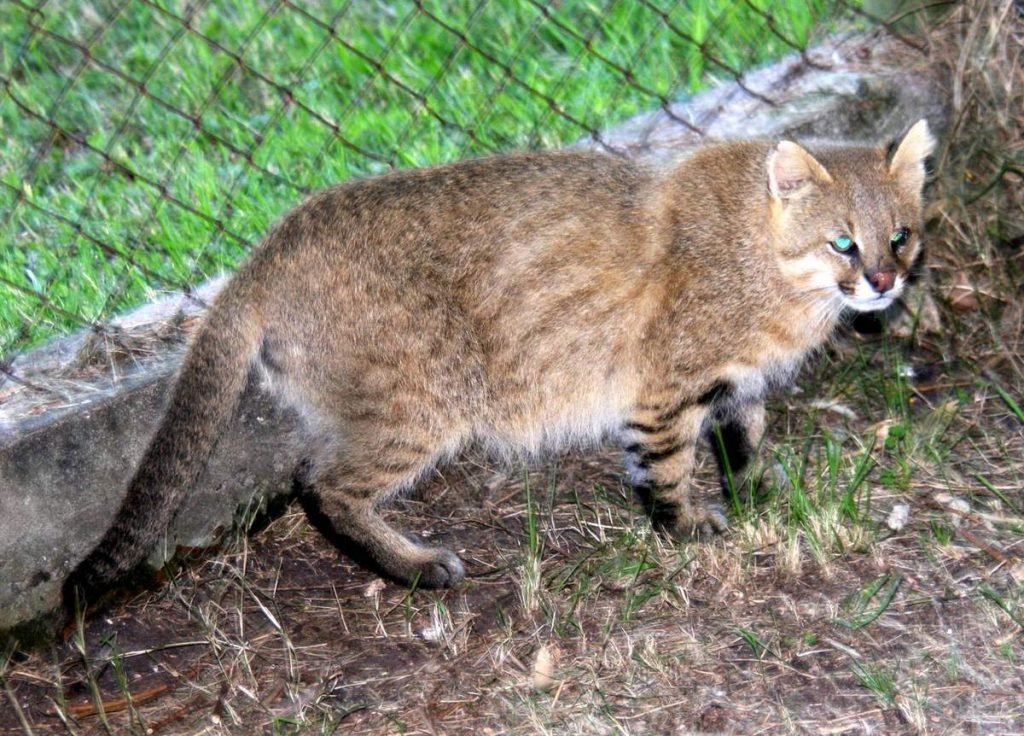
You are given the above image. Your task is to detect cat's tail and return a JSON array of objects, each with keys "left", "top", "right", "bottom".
[{"left": 64, "top": 283, "right": 264, "bottom": 605}]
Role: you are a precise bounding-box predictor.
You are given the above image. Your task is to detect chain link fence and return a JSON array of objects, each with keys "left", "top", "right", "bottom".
[{"left": 1, "top": 0, "right": 927, "bottom": 384}]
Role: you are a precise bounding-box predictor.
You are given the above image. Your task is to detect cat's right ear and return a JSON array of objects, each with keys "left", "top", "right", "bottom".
[
  {"left": 888, "top": 119, "right": 936, "bottom": 194},
  {"left": 767, "top": 141, "right": 833, "bottom": 201}
]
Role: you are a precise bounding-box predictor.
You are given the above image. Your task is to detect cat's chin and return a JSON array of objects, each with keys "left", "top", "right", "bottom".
[{"left": 842, "top": 295, "right": 897, "bottom": 313}]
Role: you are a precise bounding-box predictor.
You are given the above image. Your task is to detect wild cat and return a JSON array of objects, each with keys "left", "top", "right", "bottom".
[{"left": 67, "top": 120, "right": 935, "bottom": 598}]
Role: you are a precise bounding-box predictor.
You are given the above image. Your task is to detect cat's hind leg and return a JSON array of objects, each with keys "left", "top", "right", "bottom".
[{"left": 302, "top": 431, "right": 467, "bottom": 588}]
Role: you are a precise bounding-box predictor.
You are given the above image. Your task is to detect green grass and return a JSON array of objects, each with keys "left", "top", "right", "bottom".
[{"left": 1, "top": 0, "right": 845, "bottom": 358}]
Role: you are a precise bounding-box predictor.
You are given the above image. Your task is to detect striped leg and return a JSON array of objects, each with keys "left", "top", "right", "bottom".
[
  {"left": 709, "top": 400, "right": 766, "bottom": 501},
  {"left": 622, "top": 398, "right": 728, "bottom": 540}
]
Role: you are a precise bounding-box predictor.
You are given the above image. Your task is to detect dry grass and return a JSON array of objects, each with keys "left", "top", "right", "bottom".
[{"left": 2, "top": 3, "right": 1023, "bottom": 734}]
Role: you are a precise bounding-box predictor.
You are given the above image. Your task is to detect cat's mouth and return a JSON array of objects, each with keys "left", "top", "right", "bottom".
[
  {"left": 840, "top": 276, "right": 903, "bottom": 312},
  {"left": 843, "top": 293, "right": 897, "bottom": 312}
]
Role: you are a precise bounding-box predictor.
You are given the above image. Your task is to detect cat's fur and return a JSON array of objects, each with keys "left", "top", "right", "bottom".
[{"left": 67, "top": 121, "right": 935, "bottom": 597}]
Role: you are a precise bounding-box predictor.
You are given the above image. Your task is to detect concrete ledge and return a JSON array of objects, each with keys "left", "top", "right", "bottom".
[{"left": 0, "top": 280, "right": 301, "bottom": 642}]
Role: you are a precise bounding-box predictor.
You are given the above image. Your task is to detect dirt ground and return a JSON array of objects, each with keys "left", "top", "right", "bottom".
[{"left": 2, "top": 342, "right": 1022, "bottom": 735}]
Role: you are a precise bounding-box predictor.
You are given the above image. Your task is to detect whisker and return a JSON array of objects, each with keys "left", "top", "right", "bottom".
[{"left": 796, "top": 285, "right": 839, "bottom": 296}]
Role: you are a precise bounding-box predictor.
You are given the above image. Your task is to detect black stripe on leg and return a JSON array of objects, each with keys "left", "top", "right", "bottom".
[
  {"left": 627, "top": 382, "right": 729, "bottom": 435},
  {"left": 697, "top": 381, "right": 733, "bottom": 406},
  {"left": 655, "top": 398, "right": 691, "bottom": 425},
  {"left": 641, "top": 441, "right": 684, "bottom": 463},
  {"left": 625, "top": 441, "right": 685, "bottom": 470},
  {"left": 623, "top": 435, "right": 684, "bottom": 453},
  {"left": 629, "top": 396, "right": 699, "bottom": 431},
  {"left": 632, "top": 480, "right": 682, "bottom": 529},
  {"left": 624, "top": 420, "right": 664, "bottom": 434}
]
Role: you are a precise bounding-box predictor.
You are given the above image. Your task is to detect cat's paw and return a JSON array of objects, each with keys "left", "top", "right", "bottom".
[
  {"left": 721, "top": 460, "right": 791, "bottom": 506},
  {"left": 376, "top": 532, "right": 467, "bottom": 589},
  {"left": 655, "top": 504, "right": 730, "bottom": 542},
  {"left": 409, "top": 547, "right": 466, "bottom": 588}
]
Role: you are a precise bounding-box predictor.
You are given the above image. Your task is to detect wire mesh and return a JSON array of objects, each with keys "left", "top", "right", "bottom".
[{"left": 0, "top": 0, "right": 917, "bottom": 379}]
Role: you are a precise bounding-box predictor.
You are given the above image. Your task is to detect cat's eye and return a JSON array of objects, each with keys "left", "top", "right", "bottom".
[
  {"left": 890, "top": 227, "right": 910, "bottom": 250},
  {"left": 830, "top": 235, "right": 856, "bottom": 254}
]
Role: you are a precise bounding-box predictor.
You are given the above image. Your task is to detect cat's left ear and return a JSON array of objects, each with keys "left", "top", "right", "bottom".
[
  {"left": 888, "top": 119, "right": 936, "bottom": 194},
  {"left": 768, "top": 141, "right": 833, "bottom": 201}
]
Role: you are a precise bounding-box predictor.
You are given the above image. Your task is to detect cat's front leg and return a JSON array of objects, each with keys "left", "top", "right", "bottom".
[
  {"left": 621, "top": 401, "right": 728, "bottom": 539},
  {"left": 708, "top": 399, "right": 766, "bottom": 502}
]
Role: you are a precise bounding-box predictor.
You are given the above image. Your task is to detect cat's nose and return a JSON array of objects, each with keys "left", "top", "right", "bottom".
[{"left": 866, "top": 269, "right": 896, "bottom": 293}]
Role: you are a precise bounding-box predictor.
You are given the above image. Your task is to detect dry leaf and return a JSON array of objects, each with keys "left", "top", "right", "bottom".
[
  {"left": 532, "top": 644, "right": 557, "bottom": 693},
  {"left": 934, "top": 492, "right": 971, "bottom": 526},
  {"left": 887, "top": 503, "right": 911, "bottom": 531},
  {"left": 808, "top": 399, "right": 857, "bottom": 420},
  {"left": 948, "top": 271, "right": 979, "bottom": 312}
]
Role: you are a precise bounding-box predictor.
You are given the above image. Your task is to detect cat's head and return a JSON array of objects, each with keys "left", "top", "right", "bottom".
[{"left": 767, "top": 120, "right": 936, "bottom": 313}]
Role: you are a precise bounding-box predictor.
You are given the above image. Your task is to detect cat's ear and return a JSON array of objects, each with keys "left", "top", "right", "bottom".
[
  {"left": 888, "top": 119, "right": 936, "bottom": 194},
  {"left": 767, "top": 141, "right": 833, "bottom": 201}
]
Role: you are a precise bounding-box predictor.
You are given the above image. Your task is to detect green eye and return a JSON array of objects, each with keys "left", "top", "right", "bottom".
[
  {"left": 831, "top": 235, "right": 855, "bottom": 253},
  {"left": 890, "top": 227, "right": 909, "bottom": 249}
]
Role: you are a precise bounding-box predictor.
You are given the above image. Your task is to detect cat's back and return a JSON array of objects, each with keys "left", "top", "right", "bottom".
[
  {"left": 238, "top": 149, "right": 668, "bottom": 345},
  {"left": 266, "top": 150, "right": 653, "bottom": 264}
]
